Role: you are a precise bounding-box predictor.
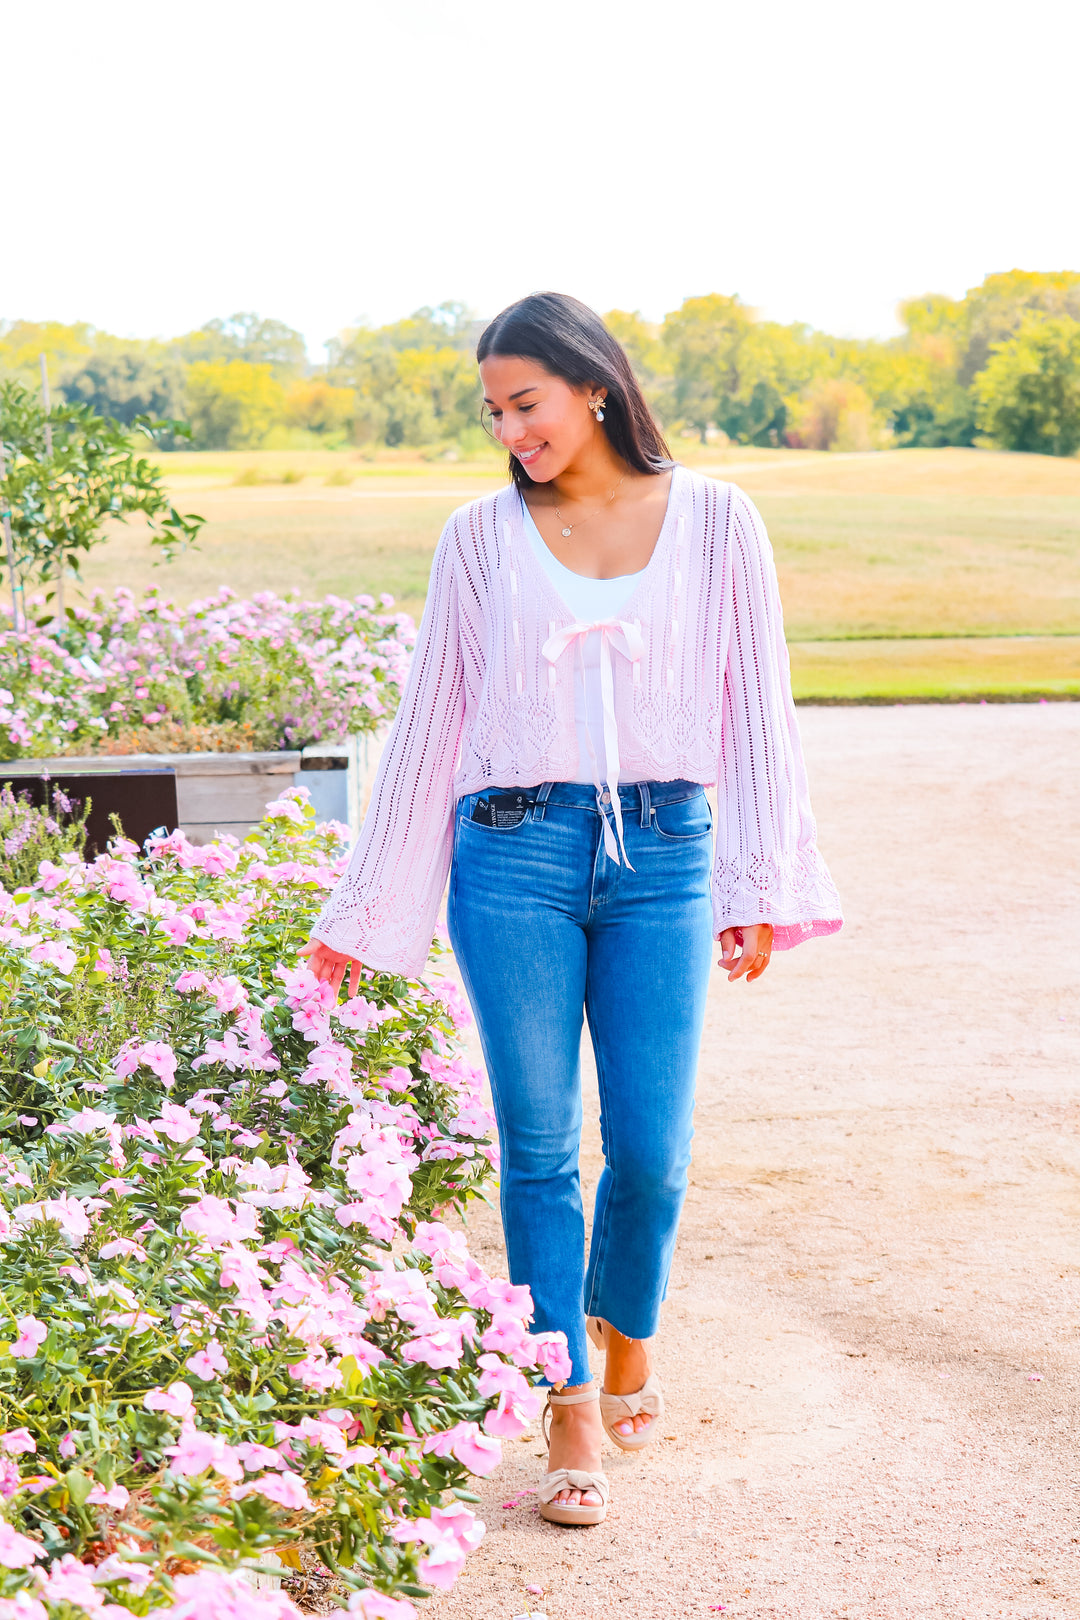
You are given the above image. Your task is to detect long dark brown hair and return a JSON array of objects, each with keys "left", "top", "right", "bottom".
[{"left": 476, "top": 292, "right": 672, "bottom": 493}]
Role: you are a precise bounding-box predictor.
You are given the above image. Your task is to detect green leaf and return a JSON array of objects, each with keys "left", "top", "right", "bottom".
[{"left": 65, "top": 1468, "right": 93, "bottom": 1507}]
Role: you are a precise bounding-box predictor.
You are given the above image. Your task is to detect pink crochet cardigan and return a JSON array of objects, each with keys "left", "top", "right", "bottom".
[{"left": 315, "top": 466, "right": 842, "bottom": 974}]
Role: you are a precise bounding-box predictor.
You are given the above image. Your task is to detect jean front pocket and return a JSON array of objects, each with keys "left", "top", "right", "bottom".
[
  {"left": 650, "top": 790, "right": 713, "bottom": 842},
  {"left": 458, "top": 789, "right": 534, "bottom": 834}
]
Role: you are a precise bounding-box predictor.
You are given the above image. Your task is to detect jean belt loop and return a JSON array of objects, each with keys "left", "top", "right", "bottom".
[
  {"left": 532, "top": 781, "right": 555, "bottom": 822},
  {"left": 639, "top": 780, "right": 652, "bottom": 828}
]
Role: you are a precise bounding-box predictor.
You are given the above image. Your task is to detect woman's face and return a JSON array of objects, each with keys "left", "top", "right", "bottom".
[{"left": 479, "top": 354, "right": 604, "bottom": 482}]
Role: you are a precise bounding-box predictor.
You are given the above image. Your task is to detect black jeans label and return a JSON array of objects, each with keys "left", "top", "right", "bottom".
[{"left": 472, "top": 792, "right": 531, "bottom": 828}]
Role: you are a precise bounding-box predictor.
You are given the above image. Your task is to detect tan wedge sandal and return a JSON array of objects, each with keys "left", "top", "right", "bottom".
[
  {"left": 536, "top": 1386, "right": 610, "bottom": 1527},
  {"left": 587, "top": 1316, "right": 665, "bottom": 1453}
]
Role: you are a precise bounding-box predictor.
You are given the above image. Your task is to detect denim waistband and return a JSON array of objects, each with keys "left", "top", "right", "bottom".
[{"left": 458, "top": 778, "right": 705, "bottom": 816}]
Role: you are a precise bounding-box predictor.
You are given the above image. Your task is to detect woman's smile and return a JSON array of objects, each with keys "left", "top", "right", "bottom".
[{"left": 513, "top": 442, "right": 547, "bottom": 466}]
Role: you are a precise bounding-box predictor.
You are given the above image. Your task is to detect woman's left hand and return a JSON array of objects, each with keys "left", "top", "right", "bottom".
[{"left": 719, "top": 924, "right": 774, "bottom": 983}]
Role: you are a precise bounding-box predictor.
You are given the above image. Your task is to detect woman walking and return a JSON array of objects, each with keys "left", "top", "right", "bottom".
[{"left": 302, "top": 293, "right": 842, "bottom": 1527}]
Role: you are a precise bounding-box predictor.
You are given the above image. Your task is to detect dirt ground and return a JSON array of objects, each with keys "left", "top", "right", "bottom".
[{"left": 427, "top": 701, "right": 1080, "bottom": 1620}]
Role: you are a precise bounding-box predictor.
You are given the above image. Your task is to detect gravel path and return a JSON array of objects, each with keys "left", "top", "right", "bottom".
[{"left": 428, "top": 702, "right": 1080, "bottom": 1620}]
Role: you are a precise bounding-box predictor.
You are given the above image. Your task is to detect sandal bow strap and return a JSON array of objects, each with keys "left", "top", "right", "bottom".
[
  {"left": 537, "top": 1468, "right": 610, "bottom": 1506},
  {"left": 599, "top": 1372, "right": 664, "bottom": 1420}
]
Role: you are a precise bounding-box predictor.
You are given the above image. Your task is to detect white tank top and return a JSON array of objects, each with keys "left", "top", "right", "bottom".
[{"left": 519, "top": 498, "right": 646, "bottom": 785}]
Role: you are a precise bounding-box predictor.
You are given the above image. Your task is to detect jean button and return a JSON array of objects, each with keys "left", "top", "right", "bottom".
[{"left": 601, "top": 789, "right": 611, "bottom": 804}]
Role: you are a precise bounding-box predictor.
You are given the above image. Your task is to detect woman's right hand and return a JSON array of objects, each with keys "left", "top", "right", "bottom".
[{"left": 299, "top": 937, "right": 365, "bottom": 999}]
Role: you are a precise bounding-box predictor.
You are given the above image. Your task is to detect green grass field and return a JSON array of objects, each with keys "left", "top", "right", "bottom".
[{"left": 80, "top": 445, "right": 1080, "bottom": 702}]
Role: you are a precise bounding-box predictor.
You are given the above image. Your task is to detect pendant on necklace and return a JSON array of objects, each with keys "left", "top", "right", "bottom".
[{"left": 561, "top": 527, "right": 572, "bottom": 537}]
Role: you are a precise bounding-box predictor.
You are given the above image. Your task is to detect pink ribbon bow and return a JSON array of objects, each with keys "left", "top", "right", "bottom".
[{"left": 541, "top": 617, "right": 645, "bottom": 867}]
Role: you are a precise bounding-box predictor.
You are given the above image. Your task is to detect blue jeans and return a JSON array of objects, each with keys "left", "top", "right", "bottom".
[{"left": 447, "top": 780, "right": 714, "bottom": 1387}]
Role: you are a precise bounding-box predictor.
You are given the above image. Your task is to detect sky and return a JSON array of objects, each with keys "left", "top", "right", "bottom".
[{"left": 6, "top": 0, "right": 1080, "bottom": 360}]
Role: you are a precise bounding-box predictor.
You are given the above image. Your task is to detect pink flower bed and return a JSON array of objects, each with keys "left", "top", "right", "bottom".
[
  {"left": 0, "top": 790, "right": 565, "bottom": 1620},
  {"left": 0, "top": 587, "right": 414, "bottom": 758}
]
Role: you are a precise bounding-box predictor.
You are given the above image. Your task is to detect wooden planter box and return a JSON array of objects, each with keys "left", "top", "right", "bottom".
[{"left": 1, "top": 730, "right": 389, "bottom": 852}]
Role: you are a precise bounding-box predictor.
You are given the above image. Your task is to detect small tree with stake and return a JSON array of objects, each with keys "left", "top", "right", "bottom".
[{"left": 0, "top": 378, "right": 205, "bottom": 633}]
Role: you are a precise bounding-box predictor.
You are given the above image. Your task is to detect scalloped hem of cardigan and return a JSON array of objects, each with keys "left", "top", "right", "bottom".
[{"left": 719, "top": 917, "right": 843, "bottom": 952}]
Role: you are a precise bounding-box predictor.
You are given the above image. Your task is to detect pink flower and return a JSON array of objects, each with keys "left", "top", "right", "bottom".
[
  {"left": 291, "top": 1006, "right": 331, "bottom": 1042},
  {"left": 428, "top": 1501, "right": 485, "bottom": 1552},
  {"left": 165, "top": 1425, "right": 244, "bottom": 1482},
  {"left": 448, "top": 1099, "right": 495, "bottom": 1138},
  {"left": 475, "top": 1354, "right": 533, "bottom": 1399},
  {"left": 401, "top": 1323, "right": 468, "bottom": 1371},
  {"left": 291, "top": 1416, "right": 349, "bottom": 1455},
  {"left": 37, "top": 1554, "right": 100, "bottom": 1608},
  {"left": 0, "top": 1522, "right": 43, "bottom": 1567},
  {"left": 470, "top": 1277, "right": 533, "bottom": 1317},
  {"left": 0, "top": 1429, "right": 36, "bottom": 1455},
  {"left": 528, "top": 1331, "right": 573, "bottom": 1384},
  {"left": 112, "top": 1039, "right": 178, "bottom": 1089},
  {"left": 174, "top": 970, "right": 209, "bottom": 993},
  {"left": 181, "top": 1195, "right": 260, "bottom": 1246},
  {"left": 235, "top": 1442, "right": 285, "bottom": 1472},
  {"left": 411, "top": 1221, "right": 469, "bottom": 1262},
  {"left": 59, "top": 1433, "right": 77, "bottom": 1460},
  {"left": 479, "top": 1313, "right": 530, "bottom": 1359},
  {"left": 287, "top": 1353, "right": 344, "bottom": 1392},
  {"left": 207, "top": 975, "right": 247, "bottom": 1012},
  {"left": 99, "top": 1238, "right": 148, "bottom": 1261},
  {"left": 156, "top": 1569, "right": 305, "bottom": 1620},
  {"left": 45, "top": 1107, "right": 123, "bottom": 1161},
  {"left": 203, "top": 902, "right": 252, "bottom": 943},
  {"left": 335, "top": 996, "right": 380, "bottom": 1031},
  {"left": 186, "top": 1340, "right": 229, "bottom": 1381},
  {"left": 92, "top": 1553, "right": 154, "bottom": 1592},
  {"left": 275, "top": 964, "right": 321, "bottom": 1003},
  {"left": 417, "top": 1540, "right": 467, "bottom": 1591},
  {"left": 87, "top": 1482, "right": 129, "bottom": 1509},
  {"left": 422, "top": 1421, "right": 502, "bottom": 1476},
  {"left": 13, "top": 1193, "right": 90, "bottom": 1243},
  {"left": 161, "top": 913, "right": 198, "bottom": 945},
  {"left": 482, "top": 1387, "right": 543, "bottom": 1439},
  {"left": 193, "top": 1030, "right": 253, "bottom": 1073},
  {"left": 9, "top": 1316, "right": 47, "bottom": 1358},
  {"left": 231, "top": 1470, "right": 312, "bottom": 1510},
  {"left": 92, "top": 947, "right": 114, "bottom": 975},
  {"left": 144, "top": 1382, "right": 195, "bottom": 1418},
  {"left": 154, "top": 1101, "right": 201, "bottom": 1144},
  {"left": 265, "top": 796, "right": 306, "bottom": 825},
  {"left": 347, "top": 1593, "right": 418, "bottom": 1620},
  {"left": 28, "top": 940, "right": 76, "bottom": 975}
]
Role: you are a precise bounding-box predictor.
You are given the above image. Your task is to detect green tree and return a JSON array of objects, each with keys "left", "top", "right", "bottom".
[
  {"left": 184, "top": 359, "right": 287, "bottom": 448},
  {"left": 787, "top": 377, "right": 887, "bottom": 451},
  {"left": 171, "top": 313, "right": 307, "bottom": 377},
  {"left": 328, "top": 304, "right": 481, "bottom": 446},
  {"left": 960, "top": 270, "right": 1080, "bottom": 384},
  {"left": 660, "top": 294, "right": 754, "bottom": 441},
  {"left": 603, "top": 310, "right": 669, "bottom": 405},
  {"left": 0, "top": 320, "right": 97, "bottom": 384},
  {"left": 60, "top": 344, "right": 187, "bottom": 430},
  {"left": 857, "top": 324, "right": 974, "bottom": 448},
  {"left": 283, "top": 378, "right": 356, "bottom": 437},
  {"left": 0, "top": 380, "right": 203, "bottom": 617},
  {"left": 973, "top": 313, "right": 1080, "bottom": 456}
]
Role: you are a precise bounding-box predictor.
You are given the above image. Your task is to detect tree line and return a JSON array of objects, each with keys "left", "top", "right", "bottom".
[{"left": 2, "top": 270, "right": 1079, "bottom": 457}]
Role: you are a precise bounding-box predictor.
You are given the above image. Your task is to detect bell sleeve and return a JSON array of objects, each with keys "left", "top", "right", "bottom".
[
  {"left": 313, "top": 520, "right": 467, "bottom": 976},
  {"left": 712, "top": 487, "right": 843, "bottom": 950}
]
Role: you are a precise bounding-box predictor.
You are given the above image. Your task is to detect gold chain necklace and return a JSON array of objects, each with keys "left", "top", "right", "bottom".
[{"left": 552, "top": 476, "right": 625, "bottom": 538}]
